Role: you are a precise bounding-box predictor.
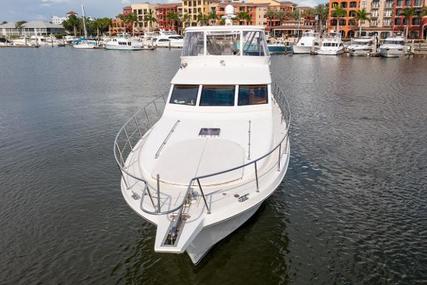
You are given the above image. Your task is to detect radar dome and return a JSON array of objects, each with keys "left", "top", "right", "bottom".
[{"left": 225, "top": 4, "right": 234, "bottom": 15}]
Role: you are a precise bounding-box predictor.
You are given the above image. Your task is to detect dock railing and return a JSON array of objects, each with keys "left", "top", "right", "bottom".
[{"left": 113, "top": 83, "right": 291, "bottom": 216}]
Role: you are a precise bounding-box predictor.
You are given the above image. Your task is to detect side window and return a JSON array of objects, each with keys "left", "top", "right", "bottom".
[
  {"left": 169, "top": 85, "right": 199, "bottom": 106},
  {"left": 200, "top": 86, "right": 235, "bottom": 106},
  {"left": 238, "top": 85, "right": 268, "bottom": 106}
]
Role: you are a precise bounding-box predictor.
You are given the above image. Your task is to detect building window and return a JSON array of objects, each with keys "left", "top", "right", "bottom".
[
  {"left": 396, "top": 0, "right": 403, "bottom": 6},
  {"left": 349, "top": 1, "right": 357, "bottom": 8},
  {"left": 405, "top": 0, "right": 410, "bottom": 5},
  {"left": 412, "top": 17, "right": 420, "bottom": 25}
]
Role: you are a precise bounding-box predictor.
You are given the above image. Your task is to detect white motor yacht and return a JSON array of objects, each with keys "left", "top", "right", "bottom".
[
  {"left": 347, "top": 36, "right": 377, "bottom": 56},
  {"left": 155, "top": 31, "right": 184, "bottom": 48},
  {"left": 317, "top": 33, "right": 345, "bottom": 55},
  {"left": 113, "top": 7, "right": 290, "bottom": 265},
  {"left": 72, "top": 39, "right": 98, "bottom": 49},
  {"left": 379, "top": 36, "right": 407, "bottom": 58},
  {"left": 292, "top": 30, "right": 320, "bottom": 54},
  {"left": 105, "top": 36, "right": 154, "bottom": 50}
]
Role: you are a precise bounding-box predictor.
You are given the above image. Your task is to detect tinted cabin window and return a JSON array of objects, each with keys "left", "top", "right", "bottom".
[
  {"left": 238, "top": 85, "right": 268, "bottom": 106},
  {"left": 169, "top": 85, "right": 199, "bottom": 106},
  {"left": 200, "top": 86, "right": 235, "bottom": 106}
]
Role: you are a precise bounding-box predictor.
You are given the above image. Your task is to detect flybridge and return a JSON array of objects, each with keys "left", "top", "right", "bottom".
[{"left": 182, "top": 26, "right": 270, "bottom": 57}]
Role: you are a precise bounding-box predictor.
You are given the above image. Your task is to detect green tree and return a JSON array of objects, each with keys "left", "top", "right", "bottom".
[
  {"left": 144, "top": 9, "right": 156, "bottom": 32},
  {"left": 92, "top": 17, "right": 112, "bottom": 37},
  {"left": 197, "top": 13, "right": 209, "bottom": 26},
  {"left": 400, "top": 7, "right": 415, "bottom": 39},
  {"left": 120, "top": 13, "right": 138, "bottom": 35},
  {"left": 265, "top": 9, "right": 276, "bottom": 29},
  {"left": 315, "top": 4, "right": 329, "bottom": 31},
  {"left": 180, "top": 13, "right": 191, "bottom": 30},
  {"left": 354, "top": 9, "right": 370, "bottom": 36},
  {"left": 167, "top": 11, "right": 179, "bottom": 31},
  {"left": 62, "top": 14, "right": 80, "bottom": 36},
  {"left": 15, "top": 21, "right": 27, "bottom": 36},
  {"left": 275, "top": 10, "right": 286, "bottom": 26},
  {"left": 332, "top": 5, "right": 346, "bottom": 36},
  {"left": 236, "top": 11, "right": 251, "bottom": 25},
  {"left": 208, "top": 10, "right": 218, "bottom": 26}
]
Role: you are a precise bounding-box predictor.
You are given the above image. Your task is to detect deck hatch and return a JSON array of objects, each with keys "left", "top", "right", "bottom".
[{"left": 199, "top": 128, "right": 220, "bottom": 136}]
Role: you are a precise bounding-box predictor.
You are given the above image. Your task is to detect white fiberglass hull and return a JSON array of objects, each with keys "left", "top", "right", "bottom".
[
  {"left": 292, "top": 45, "right": 312, "bottom": 54},
  {"left": 317, "top": 48, "right": 345, "bottom": 55},
  {"left": 105, "top": 45, "right": 144, "bottom": 51},
  {"left": 156, "top": 41, "right": 183, "bottom": 48},
  {"left": 349, "top": 49, "right": 372, "bottom": 56},
  {"left": 379, "top": 48, "right": 405, "bottom": 58},
  {"left": 73, "top": 44, "right": 97, "bottom": 49},
  {"left": 120, "top": 137, "right": 290, "bottom": 264}
]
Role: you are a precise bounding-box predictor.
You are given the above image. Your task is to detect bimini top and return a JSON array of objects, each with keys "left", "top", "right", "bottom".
[{"left": 182, "top": 25, "right": 269, "bottom": 57}]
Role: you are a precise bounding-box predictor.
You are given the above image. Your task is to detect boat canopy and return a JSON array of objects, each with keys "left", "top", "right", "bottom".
[{"left": 182, "top": 26, "right": 269, "bottom": 57}]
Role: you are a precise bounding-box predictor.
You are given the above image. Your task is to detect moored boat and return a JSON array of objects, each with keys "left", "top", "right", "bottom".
[
  {"left": 379, "top": 36, "right": 407, "bottom": 58},
  {"left": 316, "top": 33, "right": 345, "bottom": 55},
  {"left": 113, "top": 6, "right": 291, "bottom": 265},
  {"left": 292, "top": 30, "right": 320, "bottom": 54},
  {"left": 347, "top": 36, "right": 377, "bottom": 56}
]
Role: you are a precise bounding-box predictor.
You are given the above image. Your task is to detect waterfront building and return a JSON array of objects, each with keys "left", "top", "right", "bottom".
[
  {"left": 359, "top": 0, "right": 394, "bottom": 38},
  {"left": 131, "top": 3, "right": 159, "bottom": 34},
  {"left": 0, "top": 21, "right": 65, "bottom": 37},
  {"left": 181, "top": 0, "right": 212, "bottom": 27},
  {"left": 392, "top": 0, "right": 425, "bottom": 38},
  {"left": 329, "top": 0, "right": 361, "bottom": 37},
  {"left": 110, "top": 6, "right": 133, "bottom": 35},
  {"left": 155, "top": 3, "right": 181, "bottom": 32}
]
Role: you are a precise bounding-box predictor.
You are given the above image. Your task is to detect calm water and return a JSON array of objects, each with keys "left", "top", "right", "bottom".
[{"left": 0, "top": 48, "right": 426, "bottom": 284}]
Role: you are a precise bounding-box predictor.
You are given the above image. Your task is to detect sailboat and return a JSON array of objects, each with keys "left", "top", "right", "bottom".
[{"left": 72, "top": 4, "right": 98, "bottom": 49}]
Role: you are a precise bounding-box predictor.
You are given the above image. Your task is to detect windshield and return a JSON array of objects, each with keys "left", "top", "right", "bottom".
[
  {"left": 182, "top": 32, "right": 204, "bottom": 56},
  {"left": 200, "top": 85, "right": 235, "bottom": 106},
  {"left": 206, "top": 32, "right": 240, "bottom": 55},
  {"left": 238, "top": 85, "right": 268, "bottom": 105},
  {"left": 242, "top": 31, "right": 268, "bottom": 56},
  {"left": 169, "top": 85, "right": 199, "bottom": 106}
]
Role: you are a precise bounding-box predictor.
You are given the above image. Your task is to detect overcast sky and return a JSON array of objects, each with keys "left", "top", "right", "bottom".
[{"left": 1, "top": 0, "right": 324, "bottom": 22}]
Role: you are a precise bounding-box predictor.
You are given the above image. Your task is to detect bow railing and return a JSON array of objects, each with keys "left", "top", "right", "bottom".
[{"left": 113, "top": 83, "right": 291, "bottom": 216}]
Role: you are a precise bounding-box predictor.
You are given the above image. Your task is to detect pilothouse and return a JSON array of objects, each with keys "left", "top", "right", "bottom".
[{"left": 114, "top": 8, "right": 291, "bottom": 264}]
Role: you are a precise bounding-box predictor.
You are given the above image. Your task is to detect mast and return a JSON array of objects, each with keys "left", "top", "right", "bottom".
[{"left": 81, "top": 4, "right": 88, "bottom": 38}]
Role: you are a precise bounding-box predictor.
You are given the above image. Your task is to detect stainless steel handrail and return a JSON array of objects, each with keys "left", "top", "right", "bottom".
[{"left": 113, "top": 83, "right": 291, "bottom": 216}]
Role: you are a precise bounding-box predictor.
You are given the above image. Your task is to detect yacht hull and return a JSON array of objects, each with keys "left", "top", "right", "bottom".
[
  {"left": 292, "top": 45, "right": 312, "bottom": 54},
  {"left": 379, "top": 48, "right": 405, "bottom": 58},
  {"left": 316, "top": 48, "right": 345, "bottom": 55}
]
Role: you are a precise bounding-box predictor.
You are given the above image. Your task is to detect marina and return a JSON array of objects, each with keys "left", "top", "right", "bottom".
[
  {"left": 0, "top": 43, "right": 426, "bottom": 283},
  {"left": 1, "top": 0, "right": 427, "bottom": 282}
]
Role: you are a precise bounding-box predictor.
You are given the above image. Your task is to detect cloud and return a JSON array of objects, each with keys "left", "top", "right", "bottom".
[
  {"left": 294, "top": 0, "right": 319, "bottom": 7},
  {"left": 120, "top": 0, "right": 131, "bottom": 4},
  {"left": 40, "top": 0, "right": 70, "bottom": 7}
]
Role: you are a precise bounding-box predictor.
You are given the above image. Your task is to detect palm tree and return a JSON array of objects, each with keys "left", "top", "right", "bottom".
[
  {"left": 180, "top": 13, "right": 191, "bottom": 30},
  {"left": 265, "top": 9, "right": 276, "bottom": 31},
  {"left": 332, "top": 5, "right": 346, "bottom": 36},
  {"left": 15, "top": 21, "right": 27, "bottom": 37},
  {"left": 236, "top": 11, "right": 251, "bottom": 25},
  {"left": 315, "top": 4, "right": 329, "bottom": 32},
  {"left": 354, "top": 9, "right": 370, "bottom": 36},
  {"left": 197, "top": 13, "right": 209, "bottom": 26},
  {"left": 208, "top": 10, "right": 218, "bottom": 26},
  {"left": 167, "top": 11, "right": 179, "bottom": 32},
  {"left": 400, "top": 7, "right": 415, "bottom": 39},
  {"left": 275, "top": 10, "right": 286, "bottom": 26},
  {"left": 144, "top": 9, "right": 157, "bottom": 33}
]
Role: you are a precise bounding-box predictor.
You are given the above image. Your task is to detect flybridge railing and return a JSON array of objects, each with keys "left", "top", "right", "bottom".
[{"left": 113, "top": 83, "right": 291, "bottom": 216}]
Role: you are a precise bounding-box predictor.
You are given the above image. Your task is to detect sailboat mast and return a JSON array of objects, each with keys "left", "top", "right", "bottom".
[{"left": 81, "top": 4, "right": 88, "bottom": 39}]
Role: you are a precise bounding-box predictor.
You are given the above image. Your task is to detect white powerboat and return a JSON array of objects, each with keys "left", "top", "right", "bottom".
[
  {"left": 292, "top": 30, "right": 320, "bottom": 54},
  {"left": 317, "top": 33, "right": 345, "bottom": 55},
  {"left": 379, "top": 36, "right": 407, "bottom": 58},
  {"left": 154, "top": 31, "right": 184, "bottom": 48},
  {"left": 72, "top": 38, "right": 98, "bottom": 49},
  {"left": 105, "top": 36, "right": 154, "bottom": 50},
  {"left": 113, "top": 6, "right": 290, "bottom": 265},
  {"left": 347, "top": 37, "right": 377, "bottom": 56}
]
